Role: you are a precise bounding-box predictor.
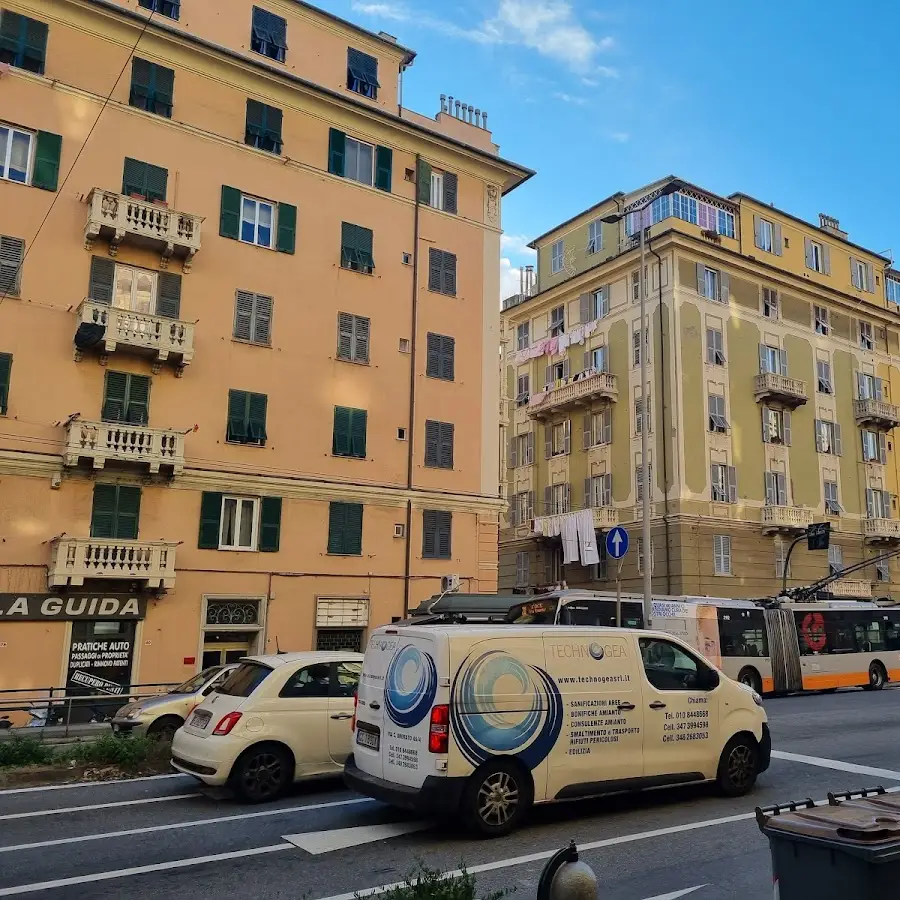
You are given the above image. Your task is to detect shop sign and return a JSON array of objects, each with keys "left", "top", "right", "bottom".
[
  {"left": 67, "top": 622, "right": 137, "bottom": 698},
  {"left": 0, "top": 594, "right": 148, "bottom": 621}
]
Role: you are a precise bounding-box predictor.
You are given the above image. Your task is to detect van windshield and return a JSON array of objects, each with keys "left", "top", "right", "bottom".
[{"left": 216, "top": 662, "right": 272, "bottom": 697}]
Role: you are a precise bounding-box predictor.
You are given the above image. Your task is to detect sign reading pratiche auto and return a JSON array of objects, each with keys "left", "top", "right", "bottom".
[{"left": 0, "top": 594, "right": 148, "bottom": 621}]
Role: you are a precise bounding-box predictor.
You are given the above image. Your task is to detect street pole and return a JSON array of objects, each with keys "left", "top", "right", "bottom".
[
  {"left": 640, "top": 223, "right": 652, "bottom": 629},
  {"left": 616, "top": 558, "right": 623, "bottom": 627}
]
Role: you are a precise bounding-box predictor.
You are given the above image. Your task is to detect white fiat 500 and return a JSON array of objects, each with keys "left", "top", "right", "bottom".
[{"left": 172, "top": 651, "right": 362, "bottom": 802}]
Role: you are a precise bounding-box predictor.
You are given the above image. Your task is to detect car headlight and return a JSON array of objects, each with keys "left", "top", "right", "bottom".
[{"left": 126, "top": 707, "right": 143, "bottom": 719}]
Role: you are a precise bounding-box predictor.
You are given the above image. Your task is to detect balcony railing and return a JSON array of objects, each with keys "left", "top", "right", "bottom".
[
  {"left": 864, "top": 519, "right": 900, "bottom": 542},
  {"left": 48, "top": 538, "right": 177, "bottom": 589},
  {"left": 761, "top": 505, "right": 813, "bottom": 533},
  {"left": 754, "top": 373, "right": 808, "bottom": 407},
  {"left": 64, "top": 419, "right": 185, "bottom": 474},
  {"left": 854, "top": 398, "right": 900, "bottom": 430},
  {"left": 76, "top": 301, "right": 194, "bottom": 370},
  {"left": 527, "top": 371, "right": 618, "bottom": 420},
  {"left": 592, "top": 507, "right": 619, "bottom": 529},
  {"left": 824, "top": 579, "right": 873, "bottom": 599},
  {"left": 84, "top": 189, "right": 203, "bottom": 271}
]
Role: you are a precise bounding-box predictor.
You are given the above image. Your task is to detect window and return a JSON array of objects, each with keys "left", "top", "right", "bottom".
[
  {"left": 337, "top": 312, "right": 370, "bottom": 363},
  {"left": 550, "top": 240, "right": 564, "bottom": 274},
  {"left": 545, "top": 360, "right": 567, "bottom": 386},
  {"left": 814, "top": 305, "right": 829, "bottom": 335},
  {"left": 775, "top": 540, "right": 791, "bottom": 578},
  {"left": 851, "top": 257, "right": 874, "bottom": 292},
  {"left": 632, "top": 326, "right": 649, "bottom": 367},
  {"left": 828, "top": 543, "right": 843, "bottom": 577},
  {"left": 587, "top": 220, "right": 602, "bottom": 254},
  {"left": 549, "top": 305, "right": 565, "bottom": 337},
  {"left": 584, "top": 407, "right": 612, "bottom": 447},
  {"left": 220, "top": 187, "right": 295, "bottom": 253},
  {"left": 345, "top": 136, "right": 374, "bottom": 185},
  {"left": 102, "top": 371, "right": 150, "bottom": 425},
  {"left": 220, "top": 496, "right": 259, "bottom": 550},
  {"left": 239, "top": 195, "right": 274, "bottom": 248},
  {"left": 706, "top": 327, "right": 725, "bottom": 365},
  {"left": 632, "top": 269, "right": 648, "bottom": 302},
  {"left": 0, "top": 125, "right": 31, "bottom": 184},
  {"left": 756, "top": 217, "right": 775, "bottom": 253},
  {"left": 138, "top": 0, "right": 180, "bottom": 19},
  {"left": 698, "top": 265, "right": 724, "bottom": 302},
  {"left": 347, "top": 48, "right": 378, "bottom": 99},
  {"left": 332, "top": 406, "right": 367, "bottom": 459},
  {"left": 717, "top": 209, "right": 736, "bottom": 238},
  {"left": 637, "top": 538, "right": 654, "bottom": 575},
  {"left": 548, "top": 483, "right": 570, "bottom": 516},
  {"left": 877, "top": 556, "right": 891, "bottom": 583},
  {"left": 129, "top": 58, "right": 174, "bottom": 118},
  {"left": 861, "top": 430, "right": 887, "bottom": 464},
  {"left": 759, "top": 344, "right": 787, "bottom": 375},
  {"left": 762, "top": 407, "right": 791, "bottom": 445},
  {"left": 510, "top": 491, "right": 533, "bottom": 527},
  {"left": 887, "top": 277, "right": 900, "bottom": 305},
  {"left": 858, "top": 372, "right": 883, "bottom": 401},
  {"left": 424, "top": 420, "right": 454, "bottom": 469},
  {"left": 805, "top": 237, "right": 829, "bottom": 274},
  {"left": 765, "top": 471, "right": 787, "bottom": 507},
  {"left": 585, "top": 474, "right": 612, "bottom": 508},
  {"left": 90, "top": 484, "right": 141, "bottom": 540},
  {"left": 0, "top": 352, "right": 10, "bottom": 415},
  {"left": 425, "top": 332, "right": 454, "bottom": 381},
  {"left": 423, "top": 510, "right": 452, "bottom": 559},
  {"left": 867, "top": 488, "right": 891, "bottom": 520},
  {"left": 512, "top": 432, "right": 534, "bottom": 467},
  {"left": 103, "top": 262, "right": 179, "bottom": 318},
  {"left": 341, "top": 222, "right": 375, "bottom": 274},
  {"left": 586, "top": 345, "right": 608, "bottom": 373},
  {"left": 0, "top": 10, "right": 48, "bottom": 74},
  {"left": 592, "top": 286, "right": 610, "bottom": 319},
  {"left": 713, "top": 535, "right": 732, "bottom": 575},
  {"left": 280, "top": 663, "right": 332, "bottom": 699},
  {"left": 122, "top": 158, "right": 167, "bottom": 202},
  {"left": 650, "top": 194, "right": 670, "bottom": 224},
  {"left": 815, "top": 420, "right": 842, "bottom": 456},
  {"left": 515, "top": 374, "right": 530, "bottom": 406},
  {"left": 251, "top": 6, "right": 287, "bottom": 62},
  {"left": 0, "top": 234, "right": 25, "bottom": 295},
  {"left": 636, "top": 464, "right": 652, "bottom": 503},
  {"left": 544, "top": 547, "right": 563, "bottom": 584},
  {"left": 859, "top": 321, "right": 874, "bottom": 351},
  {"left": 515, "top": 551, "right": 529, "bottom": 587},
  {"left": 227, "top": 389, "right": 268, "bottom": 445},
  {"left": 762, "top": 288, "right": 778, "bottom": 319},
  {"left": 421, "top": 163, "right": 458, "bottom": 213},
  {"left": 718, "top": 609, "right": 769, "bottom": 658},
  {"left": 328, "top": 502, "right": 363, "bottom": 555},
  {"left": 516, "top": 322, "right": 530, "bottom": 351},
  {"left": 672, "top": 192, "right": 698, "bottom": 224},
  {"left": 824, "top": 480, "right": 842, "bottom": 515},
  {"left": 234, "top": 290, "right": 273, "bottom": 346},
  {"left": 428, "top": 249, "right": 457, "bottom": 296},
  {"left": 708, "top": 394, "right": 728, "bottom": 433},
  {"left": 545, "top": 420, "right": 571, "bottom": 458},
  {"left": 710, "top": 464, "right": 737, "bottom": 503},
  {"left": 635, "top": 394, "right": 652, "bottom": 434},
  {"left": 817, "top": 360, "right": 833, "bottom": 394},
  {"left": 245, "top": 100, "right": 282, "bottom": 154},
  {"left": 328, "top": 130, "right": 392, "bottom": 193}
]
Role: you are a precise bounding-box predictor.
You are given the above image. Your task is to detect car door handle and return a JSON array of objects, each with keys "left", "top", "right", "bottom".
[
  {"left": 617, "top": 702, "right": 636, "bottom": 711},
  {"left": 369, "top": 701, "right": 381, "bottom": 710},
  {"left": 330, "top": 713, "right": 353, "bottom": 720},
  {"left": 649, "top": 701, "right": 667, "bottom": 710}
]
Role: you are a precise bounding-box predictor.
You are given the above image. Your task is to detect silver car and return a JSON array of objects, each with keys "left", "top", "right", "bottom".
[{"left": 112, "top": 665, "right": 237, "bottom": 741}]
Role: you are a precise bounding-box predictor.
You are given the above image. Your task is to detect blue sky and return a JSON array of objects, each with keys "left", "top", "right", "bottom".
[{"left": 321, "top": 0, "right": 900, "bottom": 301}]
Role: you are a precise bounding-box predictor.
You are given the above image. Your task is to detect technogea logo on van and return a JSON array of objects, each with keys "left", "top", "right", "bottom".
[{"left": 547, "top": 642, "right": 627, "bottom": 661}]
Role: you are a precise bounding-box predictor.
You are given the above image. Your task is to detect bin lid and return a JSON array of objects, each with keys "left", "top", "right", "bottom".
[{"left": 761, "top": 801, "right": 900, "bottom": 846}]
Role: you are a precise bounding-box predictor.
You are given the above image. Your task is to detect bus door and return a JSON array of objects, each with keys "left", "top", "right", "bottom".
[{"left": 764, "top": 609, "right": 802, "bottom": 693}]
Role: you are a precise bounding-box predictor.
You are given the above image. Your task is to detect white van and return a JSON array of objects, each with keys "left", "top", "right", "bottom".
[{"left": 345, "top": 624, "right": 770, "bottom": 836}]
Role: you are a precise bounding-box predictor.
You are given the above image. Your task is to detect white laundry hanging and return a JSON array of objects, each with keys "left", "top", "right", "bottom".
[{"left": 575, "top": 509, "right": 600, "bottom": 565}]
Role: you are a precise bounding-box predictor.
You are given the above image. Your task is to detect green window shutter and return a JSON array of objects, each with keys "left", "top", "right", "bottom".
[
  {"left": 145, "top": 163, "right": 168, "bottom": 202},
  {"left": 227, "top": 389, "right": 249, "bottom": 442},
  {"left": 374, "top": 145, "right": 392, "bottom": 193},
  {"left": 154, "top": 63, "right": 175, "bottom": 117},
  {"left": 23, "top": 15, "right": 47, "bottom": 74},
  {"left": 114, "top": 485, "right": 141, "bottom": 540},
  {"left": 245, "top": 99, "right": 265, "bottom": 144},
  {"left": 125, "top": 374, "right": 150, "bottom": 425},
  {"left": 102, "top": 371, "right": 129, "bottom": 422},
  {"left": 130, "top": 58, "right": 152, "bottom": 108},
  {"left": 350, "top": 409, "right": 367, "bottom": 458},
  {"left": 443, "top": 172, "right": 458, "bottom": 215},
  {"left": 344, "top": 503, "right": 363, "bottom": 555},
  {"left": 156, "top": 272, "right": 182, "bottom": 318},
  {"left": 32, "top": 132, "right": 61, "bottom": 191},
  {"left": 0, "top": 352, "right": 11, "bottom": 416},
  {"left": 341, "top": 223, "right": 374, "bottom": 270},
  {"left": 0, "top": 11, "right": 22, "bottom": 62},
  {"left": 90, "top": 484, "right": 118, "bottom": 539},
  {"left": 122, "top": 158, "right": 148, "bottom": 197},
  {"left": 88, "top": 256, "right": 115, "bottom": 304},
  {"left": 333, "top": 406, "right": 351, "bottom": 456},
  {"left": 276, "top": 202, "right": 296, "bottom": 254},
  {"left": 219, "top": 186, "right": 241, "bottom": 240},
  {"left": 327, "top": 502, "right": 347, "bottom": 554},
  {"left": 198, "top": 491, "right": 223, "bottom": 549},
  {"left": 417, "top": 159, "right": 432, "bottom": 205},
  {"left": 248, "top": 392, "right": 268, "bottom": 443},
  {"left": 328, "top": 128, "right": 346, "bottom": 176},
  {"left": 258, "top": 496, "right": 282, "bottom": 552}
]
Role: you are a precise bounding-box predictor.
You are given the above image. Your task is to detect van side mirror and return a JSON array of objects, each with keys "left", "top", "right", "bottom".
[{"left": 698, "top": 668, "right": 720, "bottom": 691}]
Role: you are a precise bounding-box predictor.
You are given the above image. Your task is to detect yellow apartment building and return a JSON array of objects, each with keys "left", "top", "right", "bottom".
[
  {"left": 0, "top": 0, "right": 531, "bottom": 700},
  {"left": 500, "top": 177, "right": 900, "bottom": 603}
]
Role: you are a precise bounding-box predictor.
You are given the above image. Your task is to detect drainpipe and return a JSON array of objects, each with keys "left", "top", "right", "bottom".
[{"left": 648, "top": 237, "right": 672, "bottom": 594}]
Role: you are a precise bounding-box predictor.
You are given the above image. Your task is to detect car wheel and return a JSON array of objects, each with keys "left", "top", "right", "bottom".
[
  {"left": 716, "top": 735, "right": 759, "bottom": 797},
  {"left": 230, "top": 744, "right": 292, "bottom": 803},
  {"left": 737, "top": 667, "right": 762, "bottom": 696},
  {"left": 146, "top": 716, "right": 183, "bottom": 742},
  {"left": 462, "top": 760, "right": 532, "bottom": 838},
  {"left": 864, "top": 662, "right": 887, "bottom": 691}
]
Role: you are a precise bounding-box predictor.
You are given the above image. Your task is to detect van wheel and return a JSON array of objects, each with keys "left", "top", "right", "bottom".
[
  {"left": 716, "top": 736, "right": 759, "bottom": 797},
  {"left": 864, "top": 662, "right": 887, "bottom": 691},
  {"left": 737, "top": 668, "right": 762, "bottom": 696},
  {"left": 463, "top": 760, "right": 532, "bottom": 838},
  {"left": 229, "top": 744, "right": 292, "bottom": 803}
]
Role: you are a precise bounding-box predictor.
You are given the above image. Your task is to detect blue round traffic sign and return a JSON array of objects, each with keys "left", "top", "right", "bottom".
[{"left": 606, "top": 526, "right": 629, "bottom": 560}]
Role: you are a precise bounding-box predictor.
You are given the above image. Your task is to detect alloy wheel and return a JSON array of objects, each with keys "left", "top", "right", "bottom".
[
  {"left": 477, "top": 771, "right": 519, "bottom": 827},
  {"left": 242, "top": 752, "right": 284, "bottom": 799},
  {"left": 727, "top": 745, "right": 755, "bottom": 791}
]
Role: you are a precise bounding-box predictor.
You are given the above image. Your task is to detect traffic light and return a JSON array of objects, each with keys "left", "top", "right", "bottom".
[{"left": 807, "top": 522, "right": 831, "bottom": 551}]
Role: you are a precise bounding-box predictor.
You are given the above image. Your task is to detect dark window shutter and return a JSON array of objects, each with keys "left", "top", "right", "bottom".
[
  {"left": 220, "top": 186, "right": 241, "bottom": 239},
  {"left": 442, "top": 251, "right": 457, "bottom": 296},
  {"left": 234, "top": 290, "right": 254, "bottom": 341},
  {"left": 374, "top": 145, "right": 392, "bottom": 193},
  {"left": 198, "top": 491, "right": 223, "bottom": 549},
  {"left": 265, "top": 104, "right": 283, "bottom": 151},
  {"left": 23, "top": 15, "right": 47, "bottom": 73},
  {"left": 422, "top": 510, "right": 437, "bottom": 558},
  {"left": 227, "top": 389, "right": 249, "bottom": 442},
  {"left": 130, "top": 57, "right": 152, "bottom": 108},
  {"left": 258, "top": 496, "right": 282, "bottom": 552},
  {"left": 276, "top": 202, "right": 296, "bottom": 254},
  {"left": 440, "top": 422, "right": 454, "bottom": 469},
  {"left": 90, "top": 484, "right": 118, "bottom": 539},
  {"left": 443, "top": 172, "right": 458, "bottom": 214},
  {"left": 122, "top": 157, "right": 147, "bottom": 197},
  {"left": 328, "top": 128, "right": 346, "bottom": 176},
  {"left": 88, "top": 256, "right": 115, "bottom": 304},
  {"left": 437, "top": 510, "right": 452, "bottom": 558},
  {"left": 441, "top": 335, "right": 455, "bottom": 380},
  {"left": 425, "top": 420, "right": 439, "bottom": 467},
  {"left": 125, "top": 374, "right": 150, "bottom": 425},
  {"left": 0, "top": 352, "right": 11, "bottom": 415},
  {"left": 354, "top": 315, "right": 369, "bottom": 362},
  {"left": 154, "top": 64, "right": 175, "bottom": 117},
  {"left": 0, "top": 12, "right": 20, "bottom": 62},
  {"left": 0, "top": 235, "right": 24, "bottom": 296},
  {"left": 351, "top": 409, "right": 367, "bottom": 458},
  {"left": 417, "top": 159, "right": 432, "bottom": 205},
  {"left": 245, "top": 98, "right": 264, "bottom": 143},
  {"left": 345, "top": 503, "right": 363, "bottom": 555},
  {"left": 248, "top": 392, "right": 268, "bottom": 443},
  {"left": 328, "top": 502, "right": 346, "bottom": 554},
  {"left": 156, "top": 272, "right": 181, "bottom": 318},
  {"left": 102, "top": 371, "right": 129, "bottom": 422},
  {"left": 338, "top": 312, "right": 354, "bottom": 360},
  {"left": 333, "top": 406, "right": 351, "bottom": 455},
  {"left": 32, "top": 131, "right": 61, "bottom": 191},
  {"left": 253, "top": 294, "right": 273, "bottom": 345},
  {"left": 426, "top": 333, "right": 440, "bottom": 377},
  {"left": 145, "top": 163, "right": 168, "bottom": 202},
  {"left": 115, "top": 486, "right": 141, "bottom": 540},
  {"left": 428, "top": 248, "right": 442, "bottom": 291}
]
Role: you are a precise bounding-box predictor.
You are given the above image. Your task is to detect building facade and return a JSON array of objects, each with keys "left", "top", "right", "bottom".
[
  {"left": 0, "top": 0, "right": 530, "bottom": 698},
  {"left": 500, "top": 177, "right": 900, "bottom": 603}
]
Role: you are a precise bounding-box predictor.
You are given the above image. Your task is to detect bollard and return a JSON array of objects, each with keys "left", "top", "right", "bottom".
[{"left": 537, "top": 841, "right": 598, "bottom": 900}]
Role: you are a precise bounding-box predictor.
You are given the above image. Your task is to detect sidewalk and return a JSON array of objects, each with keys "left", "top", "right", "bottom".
[{"left": 0, "top": 722, "right": 110, "bottom": 745}]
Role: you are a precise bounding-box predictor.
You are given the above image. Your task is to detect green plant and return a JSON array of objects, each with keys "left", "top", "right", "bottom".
[
  {"left": 364, "top": 863, "right": 513, "bottom": 900},
  {"left": 63, "top": 734, "right": 159, "bottom": 769},
  {"left": 0, "top": 735, "right": 57, "bottom": 768}
]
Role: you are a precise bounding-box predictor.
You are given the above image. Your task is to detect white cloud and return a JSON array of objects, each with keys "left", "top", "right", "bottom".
[
  {"left": 609, "top": 131, "right": 630, "bottom": 143},
  {"left": 553, "top": 91, "right": 587, "bottom": 105},
  {"left": 501, "top": 234, "right": 537, "bottom": 258},
  {"left": 500, "top": 258, "right": 525, "bottom": 304},
  {"left": 350, "top": 2, "right": 408, "bottom": 20}
]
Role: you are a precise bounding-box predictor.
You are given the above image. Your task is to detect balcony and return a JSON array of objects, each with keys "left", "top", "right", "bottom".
[
  {"left": 64, "top": 419, "right": 185, "bottom": 474},
  {"left": 754, "top": 373, "right": 808, "bottom": 407},
  {"left": 527, "top": 372, "right": 618, "bottom": 421},
  {"left": 591, "top": 507, "right": 619, "bottom": 529},
  {"left": 76, "top": 301, "right": 194, "bottom": 371},
  {"left": 84, "top": 189, "right": 203, "bottom": 272},
  {"left": 762, "top": 505, "right": 813, "bottom": 534},
  {"left": 854, "top": 398, "right": 900, "bottom": 431},
  {"left": 824, "top": 579, "right": 873, "bottom": 599},
  {"left": 48, "top": 538, "right": 177, "bottom": 589},
  {"left": 863, "top": 519, "right": 900, "bottom": 543}
]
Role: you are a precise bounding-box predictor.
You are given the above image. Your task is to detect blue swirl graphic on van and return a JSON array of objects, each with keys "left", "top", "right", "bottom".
[
  {"left": 450, "top": 650, "right": 563, "bottom": 770},
  {"left": 384, "top": 645, "right": 438, "bottom": 728}
]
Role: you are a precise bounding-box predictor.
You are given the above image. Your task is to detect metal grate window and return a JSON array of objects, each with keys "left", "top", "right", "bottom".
[{"left": 316, "top": 629, "right": 363, "bottom": 652}]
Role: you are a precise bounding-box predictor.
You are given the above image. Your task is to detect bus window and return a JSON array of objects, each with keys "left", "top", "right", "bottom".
[
  {"left": 559, "top": 599, "right": 645, "bottom": 628},
  {"left": 825, "top": 613, "right": 857, "bottom": 654},
  {"left": 851, "top": 613, "right": 885, "bottom": 653},
  {"left": 717, "top": 609, "right": 768, "bottom": 658},
  {"left": 885, "top": 613, "right": 900, "bottom": 651},
  {"left": 510, "top": 599, "right": 559, "bottom": 624}
]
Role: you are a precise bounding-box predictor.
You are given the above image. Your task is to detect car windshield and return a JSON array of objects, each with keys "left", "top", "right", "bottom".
[
  {"left": 172, "top": 667, "right": 222, "bottom": 694},
  {"left": 216, "top": 662, "right": 272, "bottom": 697}
]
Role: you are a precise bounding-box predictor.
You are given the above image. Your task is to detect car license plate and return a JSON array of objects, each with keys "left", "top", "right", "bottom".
[
  {"left": 190, "top": 711, "right": 212, "bottom": 729},
  {"left": 356, "top": 729, "right": 379, "bottom": 750}
]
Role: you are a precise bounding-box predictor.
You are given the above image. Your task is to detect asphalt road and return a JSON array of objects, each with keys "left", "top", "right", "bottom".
[{"left": 2, "top": 688, "right": 900, "bottom": 899}]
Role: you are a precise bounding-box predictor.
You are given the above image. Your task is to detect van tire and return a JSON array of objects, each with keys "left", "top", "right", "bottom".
[
  {"left": 737, "top": 668, "right": 762, "bottom": 696},
  {"left": 462, "top": 759, "right": 532, "bottom": 838},
  {"left": 716, "top": 735, "right": 759, "bottom": 797},
  {"left": 864, "top": 662, "right": 887, "bottom": 691},
  {"left": 229, "top": 743, "right": 293, "bottom": 803}
]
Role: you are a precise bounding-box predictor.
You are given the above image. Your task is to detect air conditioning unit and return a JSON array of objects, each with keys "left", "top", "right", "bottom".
[{"left": 441, "top": 574, "right": 461, "bottom": 593}]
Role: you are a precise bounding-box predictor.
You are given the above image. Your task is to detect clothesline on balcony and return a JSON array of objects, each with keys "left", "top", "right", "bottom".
[
  {"left": 533, "top": 508, "right": 600, "bottom": 566},
  {"left": 514, "top": 319, "right": 599, "bottom": 365}
]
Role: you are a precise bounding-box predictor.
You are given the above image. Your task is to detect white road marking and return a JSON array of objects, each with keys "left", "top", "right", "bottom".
[
  {"left": 771, "top": 750, "right": 900, "bottom": 780},
  {"left": 0, "top": 773, "right": 190, "bottom": 795},
  {"left": 0, "top": 793, "right": 199, "bottom": 822},
  {"left": 283, "top": 822, "right": 429, "bottom": 854},
  {"left": 644, "top": 888, "right": 707, "bottom": 900},
  {"left": 0, "top": 796, "right": 373, "bottom": 854}
]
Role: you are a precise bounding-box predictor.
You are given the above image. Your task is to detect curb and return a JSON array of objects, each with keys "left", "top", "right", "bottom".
[{"left": 0, "top": 764, "right": 91, "bottom": 789}]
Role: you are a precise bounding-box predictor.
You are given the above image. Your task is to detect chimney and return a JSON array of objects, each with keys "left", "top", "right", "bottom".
[{"left": 819, "top": 214, "right": 848, "bottom": 240}]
